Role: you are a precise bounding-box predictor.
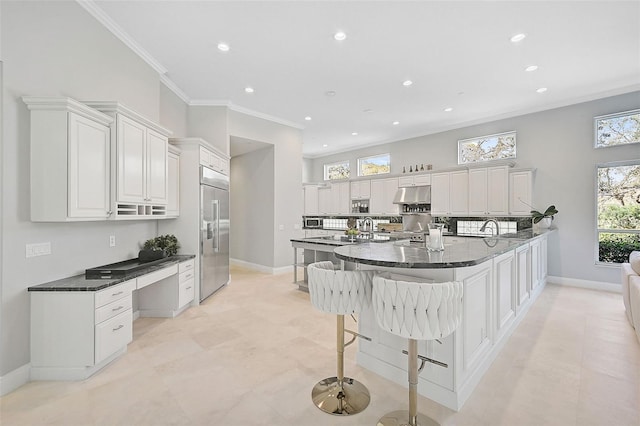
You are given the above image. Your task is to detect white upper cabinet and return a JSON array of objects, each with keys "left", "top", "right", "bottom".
[
  {"left": 432, "top": 171, "right": 468, "bottom": 216},
  {"left": 468, "top": 166, "right": 508, "bottom": 216},
  {"left": 509, "top": 170, "right": 533, "bottom": 215},
  {"left": 398, "top": 174, "right": 431, "bottom": 187},
  {"left": 200, "top": 146, "right": 229, "bottom": 176},
  {"left": 166, "top": 145, "right": 180, "bottom": 218},
  {"left": 370, "top": 177, "right": 399, "bottom": 215},
  {"left": 84, "top": 101, "right": 172, "bottom": 219},
  {"left": 318, "top": 187, "right": 331, "bottom": 214},
  {"left": 350, "top": 180, "right": 371, "bottom": 199},
  {"left": 23, "top": 97, "right": 114, "bottom": 222},
  {"left": 304, "top": 185, "right": 319, "bottom": 215}
]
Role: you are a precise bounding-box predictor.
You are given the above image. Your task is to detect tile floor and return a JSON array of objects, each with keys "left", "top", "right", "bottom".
[{"left": 1, "top": 266, "right": 639, "bottom": 425}]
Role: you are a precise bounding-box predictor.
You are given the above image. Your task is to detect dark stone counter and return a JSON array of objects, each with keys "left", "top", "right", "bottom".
[{"left": 27, "top": 255, "right": 196, "bottom": 292}]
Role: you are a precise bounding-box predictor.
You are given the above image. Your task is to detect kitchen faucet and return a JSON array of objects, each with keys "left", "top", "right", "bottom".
[
  {"left": 362, "top": 217, "right": 374, "bottom": 236},
  {"left": 479, "top": 219, "right": 500, "bottom": 236}
]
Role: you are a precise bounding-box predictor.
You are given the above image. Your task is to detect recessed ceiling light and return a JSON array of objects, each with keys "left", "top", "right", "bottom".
[
  {"left": 392, "top": 121, "right": 400, "bottom": 125},
  {"left": 352, "top": 132, "right": 358, "bottom": 136},
  {"left": 304, "top": 116, "right": 312, "bottom": 121},
  {"left": 444, "top": 107, "right": 453, "bottom": 112},
  {"left": 334, "top": 31, "right": 347, "bottom": 41},
  {"left": 402, "top": 80, "right": 413, "bottom": 87},
  {"left": 323, "top": 144, "right": 328, "bottom": 148},
  {"left": 217, "top": 43, "right": 230, "bottom": 52},
  {"left": 510, "top": 33, "right": 526, "bottom": 43},
  {"left": 325, "top": 90, "right": 336, "bottom": 97},
  {"left": 245, "top": 87, "right": 254, "bottom": 93},
  {"left": 525, "top": 65, "right": 538, "bottom": 72},
  {"left": 536, "top": 87, "right": 548, "bottom": 93}
]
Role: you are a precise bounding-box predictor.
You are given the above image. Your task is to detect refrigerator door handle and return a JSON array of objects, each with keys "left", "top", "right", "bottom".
[{"left": 213, "top": 200, "right": 219, "bottom": 253}]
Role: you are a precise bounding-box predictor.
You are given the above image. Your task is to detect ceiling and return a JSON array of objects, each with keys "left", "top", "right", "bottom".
[{"left": 87, "top": 1, "right": 640, "bottom": 158}]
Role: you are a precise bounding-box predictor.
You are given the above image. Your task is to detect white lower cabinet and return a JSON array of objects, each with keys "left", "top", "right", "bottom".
[
  {"left": 30, "top": 279, "right": 135, "bottom": 380},
  {"left": 515, "top": 243, "right": 531, "bottom": 310},
  {"left": 493, "top": 250, "right": 516, "bottom": 342}
]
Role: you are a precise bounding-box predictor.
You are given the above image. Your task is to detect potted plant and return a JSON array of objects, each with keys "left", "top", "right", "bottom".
[
  {"left": 139, "top": 234, "right": 180, "bottom": 262},
  {"left": 531, "top": 205, "right": 558, "bottom": 229}
]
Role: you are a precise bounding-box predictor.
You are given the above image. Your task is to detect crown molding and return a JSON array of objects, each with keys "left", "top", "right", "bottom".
[
  {"left": 227, "top": 103, "right": 305, "bottom": 130},
  {"left": 76, "top": 0, "right": 167, "bottom": 75},
  {"left": 159, "top": 74, "right": 190, "bottom": 104}
]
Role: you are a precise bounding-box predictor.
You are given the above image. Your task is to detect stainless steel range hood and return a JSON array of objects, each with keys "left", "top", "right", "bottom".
[{"left": 393, "top": 185, "right": 431, "bottom": 204}]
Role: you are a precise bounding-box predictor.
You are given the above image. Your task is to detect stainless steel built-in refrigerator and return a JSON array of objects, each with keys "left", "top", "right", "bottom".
[{"left": 200, "top": 166, "right": 230, "bottom": 301}]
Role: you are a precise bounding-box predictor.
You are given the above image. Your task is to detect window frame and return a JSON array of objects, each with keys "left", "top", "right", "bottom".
[
  {"left": 323, "top": 160, "right": 350, "bottom": 181},
  {"left": 594, "top": 109, "right": 640, "bottom": 149},
  {"left": 457, "top": 131, "right": 517, "bottom": 165},
  {"left": 357, "top": 153, "right": 391, "bottom": 177},
  {"left": 594, "top": 160, "right": 640, "bottom": 266}
]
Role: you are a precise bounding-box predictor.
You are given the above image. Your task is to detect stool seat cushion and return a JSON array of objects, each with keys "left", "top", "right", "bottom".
[
  {"left": 307, "top": 261, "right": 374, "bottom": 315},
  {"left": 373, "top": 275, "right": 463, "bottom": 340}
]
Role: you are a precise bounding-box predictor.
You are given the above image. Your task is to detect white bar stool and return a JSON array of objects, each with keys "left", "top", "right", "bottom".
[
  {"left": 307, "top": 261, "right": 375, "bottom": 416},
  {"left": 372, "top": 274, "right": 463, "bottom": 426}
]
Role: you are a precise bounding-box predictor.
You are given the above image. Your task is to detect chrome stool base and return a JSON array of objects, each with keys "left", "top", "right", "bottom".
[
  {"left": 311, "top": 376, "right": 370, "bottom": 415},
  {"left": 376, "top": 410, "right": 439, "bottom": 426}
]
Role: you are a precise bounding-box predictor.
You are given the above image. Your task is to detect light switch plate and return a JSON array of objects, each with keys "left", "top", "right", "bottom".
[
  {"left": 109, "top": 235, "right": 116, "bottom": 247},
  {"left": 26, "top": 242, "right": 51, "bottom": 258}
]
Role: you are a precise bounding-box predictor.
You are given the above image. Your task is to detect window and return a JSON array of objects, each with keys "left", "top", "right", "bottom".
[
  {"left": 595, "top": 109, "right": 640, "bottom": 148},
  {"left": 596, "top": 162, "right": 640, "bottom": 264},
  {"left": 458, "top": 131, "right": 516, "bottom": 165},
  {"left": 324, "top": 160, "right": 350, "bottom": 180},
  {"left": 358, "top": 153, "right": 390, "bottom": 176}
]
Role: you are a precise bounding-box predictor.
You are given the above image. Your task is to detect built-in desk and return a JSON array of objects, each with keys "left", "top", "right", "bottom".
[{"left": 28, "top": 255, "right": 195, "bottom": 381}]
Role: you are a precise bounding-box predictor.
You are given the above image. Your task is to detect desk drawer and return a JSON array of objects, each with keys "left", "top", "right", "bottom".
[
  {"left": 95, "top": 279, "right": 136, "bottom": 308},
  {"left": 179, "top": 269, "right": 195, "bottom": 284},
  {"left": 136, "top": 264, "right": 178, "bottom": 289},
  {"left": 178, "top": 277, "right": 195, "bottom": 308},
  {"left": 179, "top": 259, "right": 194, "bottom": 274},
  {"left": 95, "top": 294, "right": 132, "bottom": 324}
]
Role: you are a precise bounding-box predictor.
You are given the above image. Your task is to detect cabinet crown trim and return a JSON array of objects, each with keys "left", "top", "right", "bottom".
[
  {"left": 169, "top": 137, "right": 229, "bottom": 159},
  {"left": 22, "top": 97, "right": 114, "bottom": 126},
  {"left": 83, "top": 101, "right": 172, "bottom": 137}
]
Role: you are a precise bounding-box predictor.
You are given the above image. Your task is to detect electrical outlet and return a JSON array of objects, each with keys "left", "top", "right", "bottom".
[
  {"left": 278, "top": 224, "right": 285, "bottom": 231},
  {"left": 109, "top": 235, "right": 116, "bottom": 247}
]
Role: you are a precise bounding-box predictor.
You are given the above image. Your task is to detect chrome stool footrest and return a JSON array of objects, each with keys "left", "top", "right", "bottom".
[
  {"left": 376, "top": 409, "right": 439, "bottom": 426},
  {"left": 311, "top": 376, "right": 371, "bottom": 415}
]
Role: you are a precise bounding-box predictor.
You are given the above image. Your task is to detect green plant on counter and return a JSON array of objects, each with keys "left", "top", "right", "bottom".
[
  {"left": 345, "top": 228, "right": 360, "bottom": 236},
  {"left": 143, "top": 234, "right": 180, "bottom": 256},
  {"left": 530, "top": 205, "right": 558, "bottom": 224}
]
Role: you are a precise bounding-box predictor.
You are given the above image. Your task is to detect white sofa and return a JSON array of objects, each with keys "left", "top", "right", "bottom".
[{"left": 621, "top": 251, "right": 640, "bottom": 343}]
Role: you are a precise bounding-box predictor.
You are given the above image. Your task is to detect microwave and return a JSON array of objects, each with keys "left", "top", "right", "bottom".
[{"left": 304, "top": 217, "right": 323, "bottom": 229}]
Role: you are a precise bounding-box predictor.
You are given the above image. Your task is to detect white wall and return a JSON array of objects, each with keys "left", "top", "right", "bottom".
[
  {"left": 159, "top": 83, "right": 188, "bottom": 138},
  {"left": 307, "top": 91, "right": 640, "bottom": 285},
  {"left": 229, "top": 147, "right": 275, "bottom": 267},
  {"left": 228, "top": 110, "right": 303, "bottom": 269},
  {"left": 187, "top": 106, "right": 229, "bottom": 155},
  {"left": 0, "top": 1, "right": 165, "bottom": 378}
]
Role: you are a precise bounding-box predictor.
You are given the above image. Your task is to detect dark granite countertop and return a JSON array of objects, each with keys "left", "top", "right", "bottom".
[
  {"left": 333, "top": 230, "right": 553, "bottom": 268},
  {"left": 28, "top": 255, "right": 196, "bottom": 292}
]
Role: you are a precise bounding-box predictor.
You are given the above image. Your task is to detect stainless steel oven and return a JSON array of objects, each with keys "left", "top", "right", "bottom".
[{"left": 304, "top": 217, "right": 323, "bottom": 229}]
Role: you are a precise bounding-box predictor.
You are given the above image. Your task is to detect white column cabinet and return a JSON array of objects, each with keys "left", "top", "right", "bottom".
[
  {"left": 468, "top": 166, "right": 508, "bottom": 216},
  {"left": 23, "top": 97, "right": 114, "bottom": 222}
]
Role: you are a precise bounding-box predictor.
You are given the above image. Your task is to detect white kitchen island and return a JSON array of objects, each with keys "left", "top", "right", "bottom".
[{"left": 333, "top": 230, "right": 550, "bottom": 411}]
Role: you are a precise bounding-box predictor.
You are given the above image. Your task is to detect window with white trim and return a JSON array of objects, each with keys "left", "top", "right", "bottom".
[
  {"left": 358, "top": 153, "right": 390, "bottom": 176},
  {"left": 458, "top": 131, "right": 516, "bottom": 164},
  {"left": 596, "top": 162, "right": 640, "bottom": 264},
  {"left": 324, "top": 160, "right": 350, "bottom": 180},
  {"left": 595, "top": 109, "right": 640, "bottom": 148}
]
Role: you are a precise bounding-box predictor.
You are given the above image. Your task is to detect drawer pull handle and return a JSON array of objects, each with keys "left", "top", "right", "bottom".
[
  {"left": 112, "top": 324, "right": 124, "bottom": 332},
  {"left": 112, "top": 291, "right": 124, "bottom": 296},
  {"left": 186, "top": 286, "right": 192, "bottom": 290},
  {"left": 112, "top": 306, "right": 124, "bottom": 312},
  {"left": 185, "top": 273, "right": 193, "bottom": 279}
]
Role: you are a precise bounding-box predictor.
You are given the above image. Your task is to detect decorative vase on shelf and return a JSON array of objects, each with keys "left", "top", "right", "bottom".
[{"left": 537, "top": 217, "right": 552, "bottom": 229}]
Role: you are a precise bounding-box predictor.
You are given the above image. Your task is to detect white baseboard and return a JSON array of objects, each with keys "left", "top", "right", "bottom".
[
  {"left": 547, "top": 275, "right": 621, "bottom": 293},
  {"left": 0, "top": 363, "right": 30, "bottom": 396},
  {"left": 230, "top": 258, "right": 292, "bottom": 275}
]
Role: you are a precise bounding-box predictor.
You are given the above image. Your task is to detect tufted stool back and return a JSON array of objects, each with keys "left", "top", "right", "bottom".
[
  {"left": 307, "top": 261, "right": 374, "bottom": 315},
  {"left": 372, "top": 274, "right": 463, "bottom": 340}
]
